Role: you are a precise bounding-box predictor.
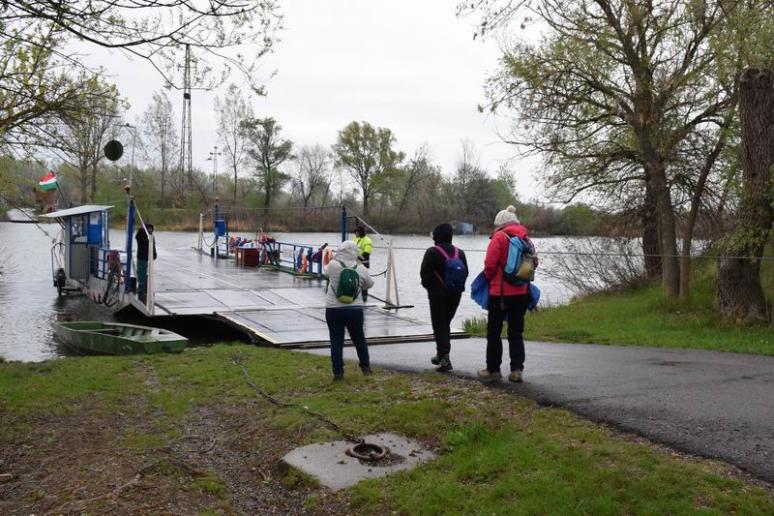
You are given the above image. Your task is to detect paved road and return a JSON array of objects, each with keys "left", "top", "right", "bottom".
[{"left": 302, "top": 338, "right": 774, "bottom": 483}]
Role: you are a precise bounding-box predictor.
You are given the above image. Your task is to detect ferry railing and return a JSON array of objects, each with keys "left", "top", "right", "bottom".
[
  {"left": 235, "top": 239, "right": 325, "bottom": 277},
  {"left": 344, "top": 210, "right": 402, "bottom": 309}
]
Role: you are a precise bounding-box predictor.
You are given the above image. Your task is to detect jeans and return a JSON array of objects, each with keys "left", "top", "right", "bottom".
[
  {"left": 137, "top": 259, "right": 148, "bottom": 301},
  {"left": 486, "top": 294, "right": 529, "bottom": 372},
  {"left": 428, "top": 292, "right": 461, "bottom": 357},
  {"left": 326, "top": 307, "right": 369, "bottom": 376}
]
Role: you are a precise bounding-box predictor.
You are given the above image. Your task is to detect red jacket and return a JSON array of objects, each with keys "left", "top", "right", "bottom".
[{"left": 484, "top": 222, "right": 530, "bottom": 296}]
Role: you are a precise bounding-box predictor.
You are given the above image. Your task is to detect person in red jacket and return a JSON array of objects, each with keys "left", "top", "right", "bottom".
[{"left": 478, "top": 205, "right": 532, "bottom": 383}]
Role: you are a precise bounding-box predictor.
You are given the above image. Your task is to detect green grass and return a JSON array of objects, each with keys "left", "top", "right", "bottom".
[
  {"left": 466, "top": 257, "right": 773, "bottom": 355},
  {"left": 1, "top": 344, "right": 772, "bottom": 514}
]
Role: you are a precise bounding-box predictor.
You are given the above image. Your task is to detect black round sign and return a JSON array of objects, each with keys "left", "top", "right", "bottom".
[{"left": 104, "top": 140, "right": 124, "bottom": 161}]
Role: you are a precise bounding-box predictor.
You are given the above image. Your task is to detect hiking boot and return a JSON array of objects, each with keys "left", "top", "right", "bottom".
[
  {"left": 435, "top": 355, "right": 453, "bottom": 373},
  {"left": 477, "top": 369, "right": 501, "bottom": 382},
  {"left": 430, "top": 354, "right": 441, "bottom": 366},
  {"left": 360, "top": 366, "right": 373, "bottom": 376},
  {"left": 508, "top": 370, "right": 523, "bottom": 383}
]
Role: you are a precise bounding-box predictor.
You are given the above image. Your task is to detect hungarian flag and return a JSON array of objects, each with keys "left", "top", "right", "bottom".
[{"left": 38, "top": 171, "right": 58, "bottom": 191}]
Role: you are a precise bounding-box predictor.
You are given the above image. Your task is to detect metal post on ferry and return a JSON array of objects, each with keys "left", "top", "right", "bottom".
[
  {"left": 214, "top": 200, "right": 219, "bottom": 262},
  {"left": 197, "top": 213, "right": 204, "bottom": 253},
  {"left": 124, "top": 186, "right": 135, "bottom": 293}
]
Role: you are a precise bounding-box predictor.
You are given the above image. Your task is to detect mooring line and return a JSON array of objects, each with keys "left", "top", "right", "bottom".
[{"left": 232, "top": 353, "right": 363, "bottom": 444}]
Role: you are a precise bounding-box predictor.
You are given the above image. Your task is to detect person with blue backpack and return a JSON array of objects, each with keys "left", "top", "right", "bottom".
[
  {"left": 420, "top": 223, "right": 468, "bottom": 372},
  {"left": 325, "top": 240, "right": 375, "bottom": 381},
  {"left": 478, "top": 205, "right": 536, "bottom": 383}
]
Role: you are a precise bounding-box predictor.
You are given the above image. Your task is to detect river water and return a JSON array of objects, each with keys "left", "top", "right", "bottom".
[{"left": 0, "top": 222, "right": 579, "bottom": 362}]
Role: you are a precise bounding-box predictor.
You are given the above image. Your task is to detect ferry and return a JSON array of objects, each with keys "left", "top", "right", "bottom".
[{"left": 42, "top": 199, "right": 156, "bottom": 316}]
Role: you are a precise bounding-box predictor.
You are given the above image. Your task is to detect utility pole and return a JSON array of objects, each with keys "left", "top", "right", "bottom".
[
  {"left": 207, "top": 145, "right": 223, "bottom": 199},
  {"left": 178, "top": 44, "right": 193, "bottom": 198}
]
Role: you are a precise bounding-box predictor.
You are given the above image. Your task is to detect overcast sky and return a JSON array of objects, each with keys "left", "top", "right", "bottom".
[{"left": 93, "top": 0, "right": 543, "bottom": 200}]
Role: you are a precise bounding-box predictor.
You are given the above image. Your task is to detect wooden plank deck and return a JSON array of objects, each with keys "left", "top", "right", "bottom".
[{"left": 148, "top": 249, "right": 464, "bottom": 347}]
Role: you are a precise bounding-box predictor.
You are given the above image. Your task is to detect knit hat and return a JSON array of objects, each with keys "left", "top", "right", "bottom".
[
  {"left": 335, "top": 240, "right": 359, "bottom": 262},
  {"left": 432, "top": 223, "right": 453, "bottom": 244},
  {"left": 493, "top": 205, "right": 520, "bottom": 226}
]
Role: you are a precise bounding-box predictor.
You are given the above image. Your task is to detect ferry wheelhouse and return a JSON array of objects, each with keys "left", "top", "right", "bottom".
[{"left": 43, "top": 202, "right": 155, "bottom": 316}]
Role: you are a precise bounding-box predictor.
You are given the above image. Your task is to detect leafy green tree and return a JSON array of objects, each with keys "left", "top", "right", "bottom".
[
  {"left": 462, "top": 0, "right": 771, "bottom": 298},
  {"left": 241, "top": 117, "right": 293, "bottom": 209},
  {"left": 561, "top": 203, "right": 599, "bottom": 236},
  {"left": 333, "top": 121, "right": 405, "bottom": 217}
]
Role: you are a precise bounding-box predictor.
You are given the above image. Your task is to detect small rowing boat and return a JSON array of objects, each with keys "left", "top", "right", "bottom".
[{"left": 54, "top": 321, "right": 187, "bottom": 355}]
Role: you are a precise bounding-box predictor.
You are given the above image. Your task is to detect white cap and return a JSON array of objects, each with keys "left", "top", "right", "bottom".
[{"left": 494, "top": 205, "right": 520, "bottom": 226}]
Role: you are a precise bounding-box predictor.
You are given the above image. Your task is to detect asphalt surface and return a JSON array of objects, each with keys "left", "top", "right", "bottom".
[{"left": 302, "top": 338, "right": 774, "bottom": 483}]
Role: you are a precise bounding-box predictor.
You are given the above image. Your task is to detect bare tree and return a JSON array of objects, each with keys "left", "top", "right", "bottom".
[
  {"left": 47, "top": 75, "right": 125, "bottom": 203},
  {"left": 215, "top": 84, "right": 254, "bottom": 205},
  {"left": 292, "top": 145, "right": 333, "bottom": 210},
  {"left": 142, "top": 90, "right": 179, "bottom": 205},
  {"left": 396, "top": 144, "right": 436, "bottom": 212}
]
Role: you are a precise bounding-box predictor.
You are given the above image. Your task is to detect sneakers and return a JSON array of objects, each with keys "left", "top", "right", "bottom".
[
  {"left": 430, "top": 354, "right": 441, "bottom": 366},
  {"left": 477, "top": 369, "right": 502, "bottom": 382},
  {"left": 508, "top": 370, "right": 523, "bottom": 383},
  {"left": 435, "top": 355, "right": 453, "bottom": 373},
  {"left": 361, "top": 366, "right": 373, "bottom": 376},
  {"left": 332, "top": 373, "right": 344, "bottom": 382}
]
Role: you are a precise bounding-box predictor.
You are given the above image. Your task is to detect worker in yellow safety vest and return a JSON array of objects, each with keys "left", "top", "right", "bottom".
[{"left": 354, "top": 225, "right": 372, "bottom": 301}]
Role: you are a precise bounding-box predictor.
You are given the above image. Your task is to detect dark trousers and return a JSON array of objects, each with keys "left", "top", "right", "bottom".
[
  {"left": 326, "top": 307, "right": 369, "bottom": 376},
  {"left": 486, "top": 294, "right": 529, "bottom": 372},
  {"left": 428, "top": 292, "right": 461, "bottom": 357},
  {"left": 137, "top": 259, "right": 148, "bottom": 301}
]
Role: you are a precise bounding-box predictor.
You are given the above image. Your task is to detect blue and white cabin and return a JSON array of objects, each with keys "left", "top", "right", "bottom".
[{"left": 42, "top": 205, "right": 153, "bottom": 315}]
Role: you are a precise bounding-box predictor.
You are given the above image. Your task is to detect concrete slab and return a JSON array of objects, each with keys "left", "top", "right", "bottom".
[{"left": 280, "top": 432, "right": 436, "bottom": 491}]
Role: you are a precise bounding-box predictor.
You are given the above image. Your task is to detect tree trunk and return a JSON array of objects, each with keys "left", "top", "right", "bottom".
[
  {"left": 641, "top": 180, "right": 662, "bottom": 279},
  {"left": 680, "top": 128, "right": 729, "bottom": 301},
  {"left": 233, "top": 165, "right": 238, "bottom": 205},
  {"left": 716, "top": 67, "right": 774, "bottom": 323},
  {"left": 90, "top": 164, "right": 97, "bottom": 202},
  {"left": 652, "top": 167, "right": 680, "bottom": 298},
  {"left": 160, "top": 165, "right": 167, "bottom": 205},
  {"left": 264, "top": 169, "right": 272, "bottom": 208},
  {"left": 362, "top": 187, "right": 369, "bottom": 217},
  {"left": 79, "top": 162, "right": 88, "bottom": 204}
]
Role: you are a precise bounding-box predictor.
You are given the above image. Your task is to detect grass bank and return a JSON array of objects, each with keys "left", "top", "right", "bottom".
[
  {"left": 1, "top": 344, "right": 772, "bottom": 514},
  {"left": 466, "top": 258, "right": 773, "bottom": 355}
]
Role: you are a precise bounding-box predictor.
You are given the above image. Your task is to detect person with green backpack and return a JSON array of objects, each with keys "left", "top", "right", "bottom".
[{"left": 325, "top": 240, "right": 375, "bottom": 381}]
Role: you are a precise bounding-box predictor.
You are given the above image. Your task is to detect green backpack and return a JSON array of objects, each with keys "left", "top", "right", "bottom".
[{"left": 335, "top": 261, "right": 361, "bottom": 303}]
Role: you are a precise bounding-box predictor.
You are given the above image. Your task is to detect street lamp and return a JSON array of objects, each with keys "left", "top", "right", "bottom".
[{"left": 207, "top": 145, "right": 223, "bottom": 198}]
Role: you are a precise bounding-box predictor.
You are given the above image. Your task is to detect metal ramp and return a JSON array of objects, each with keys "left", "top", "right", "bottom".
[
  {"left": 216, "top": 307, "right": 448, "bottom": 348},
  {"left": 143, "top": 249, "right": 466, "bottom": 347}
]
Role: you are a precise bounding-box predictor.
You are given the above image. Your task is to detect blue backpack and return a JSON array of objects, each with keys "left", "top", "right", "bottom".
[
  {"left": 434, "top": 245, "right": 468, "bottom": 294},
  {"left": 503, "top": 236, "right": 537, "bottom": 285}
]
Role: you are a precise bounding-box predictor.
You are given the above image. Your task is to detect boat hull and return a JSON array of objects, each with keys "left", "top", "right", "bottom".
[{"left": 54, "top": 321, "right": 186, "bottom": 355}]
